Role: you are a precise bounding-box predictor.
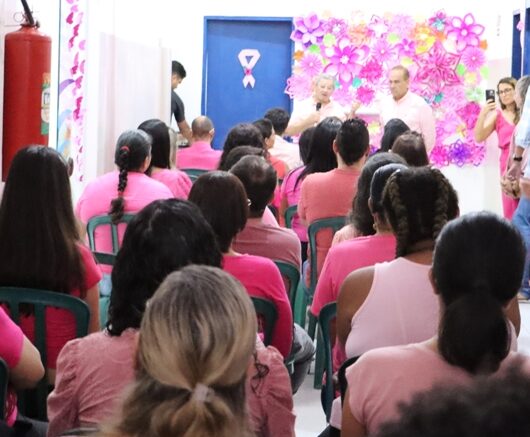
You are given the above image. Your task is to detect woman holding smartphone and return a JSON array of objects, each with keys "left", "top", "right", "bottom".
[{"left": 474, "top": 77, "right": 519, "bottom": 218}]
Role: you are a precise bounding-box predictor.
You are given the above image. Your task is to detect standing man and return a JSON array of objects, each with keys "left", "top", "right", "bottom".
[
  {"left": 171, "top": 60, "right": 192, "bottom": 144},
  {"left": 379, "top": 65, "right": 436, "bottom": 152}
]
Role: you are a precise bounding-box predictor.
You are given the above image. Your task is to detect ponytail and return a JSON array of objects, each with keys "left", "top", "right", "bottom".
[
  {"left": 438, "top": 288, "right": 510, "bottom": 375},
  {"left": 109, "top": 146, "right": 129, "bottom": 224}
]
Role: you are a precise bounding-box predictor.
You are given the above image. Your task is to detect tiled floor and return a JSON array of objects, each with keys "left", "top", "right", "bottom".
[{"left": 294, "top": 302, "right": 530, "bottom": 436}]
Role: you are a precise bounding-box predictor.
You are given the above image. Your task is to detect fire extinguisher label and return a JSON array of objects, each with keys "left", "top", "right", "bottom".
[{"left": 41, "top": 73, "right": 51, "bottom": 135}]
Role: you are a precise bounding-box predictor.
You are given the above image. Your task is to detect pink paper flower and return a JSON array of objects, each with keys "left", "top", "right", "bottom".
[
  {"left": 388, "top": 14, "right": 415, "bottom": 38},
  {"left": 285, "top": 74, "right": 312, "bottom": 100},
  {"left": 460, "top": 46, "right": 485, "bottom": 71},
  {"left": 299, "top": 54, "right": 323, "bottom": 77},
  {"left": 446, "top": 13, "right": 485, "bottom": 52},
  {"left": 355, "top": 85, "right": 376, "bottom": 105},
  {"left": 428, "top": 10, "right": 447, "bottom": 32},
  {"left": 429, "top": 145, "right": 450, "bottom": 167},
  {"left": 371, "top": 39, "right": 395, "bottom": 63},
  {"left": 396, "top": 38, "right": 416, "bottom": 57},
  {"left": 358, "top": 58, "right": 384, "bottom": 82},
  {"left": 456, "top": 101, "right": 481, "bottom": 129},
  {"left": 323, "top": 18, "right": 349, "bottom": 38},
  {"left": 368, "top": 15, "right": 389, "bottom": 38},
  {"left": 291, "top": 13, "right": 326, "bottom": 47},
  {"left": 324, "top": 39, "right": 368, "bottom": 85},
  {"left": 415, "top": 42, "right": 461, "bottom": 94},
  {"left": 333, "top": 86, "right": 354, "bottom": 106}
]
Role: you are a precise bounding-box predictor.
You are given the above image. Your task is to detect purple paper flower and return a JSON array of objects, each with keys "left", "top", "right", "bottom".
[
  {"left": 355, "top": 85, "right": 376, "bottom": 105},
  {"left": 460, "top": 46, "right": 485, "bottom": 71},
  {"left": 323, "top": 18, "right": 348, "bottom": 38},
  {"left": 324, "top": 40, "right": 368, "bottom": 85},
  {"left": 291, "top": 13, "right": 326, "bottom": 47},
  {"left": 358, "top": 58, "right": 384, "bottom": 82},
  {"left": 299, "top": 54, "right": 323, "bottom": 77},
  {"left": 371, "top": 39, "right": 395, "bottom": 63},
  {"left": 285, "top": 74, "right": 312, "bottom": 100},
  {"left": 449, "top": 139, "right": 472, "bottom": 167},
  {"left": 456, "top": 101, "right": 481, "bottom": 129},
  {"left": 428, "top": 10, "right": 447, "bottom": 32},
  {"left": 415, "top": 42, "right": 461, "bottom": 94},
  {"left": 389, "top": 14, "right": 415, "bottom": 38},
  {"left": 446, "top": 13, "right": 485, "bottom": 52},
  {"left": 396, "top": 38, "right": 416, "bottom": 58}
]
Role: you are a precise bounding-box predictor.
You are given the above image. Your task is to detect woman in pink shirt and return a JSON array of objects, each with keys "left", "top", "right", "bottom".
[
  {"left": 76, "top": 130, "right": 173, "bottom": 274},
  {"left": 100, "top": 265, "right": 294, "bottom": 437},
  {"left": 188, "top": 171, "right": 293, "bottom": 358},
  {"left": 0, "top": 146, "right": 101, "bottom": 380},
  {"left": 474, "top": 77, "right": 518, "bottom": 218},
  {"left": 138, "top": 119, "right": 192, "bottom": 199},
  {"left": 342, "top": 212, "right": 529, "bottom": 436},
  {"left": 47, "top": 199, "right": 223, "bottom": 436}
]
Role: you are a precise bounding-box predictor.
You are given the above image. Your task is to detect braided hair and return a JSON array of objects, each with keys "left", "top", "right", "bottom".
[
  {"left": 109, "top": 130, "right": 152, "bottom": 224},
  {"left": 382, "top": 167, "right": 459, "bottom": 257}
]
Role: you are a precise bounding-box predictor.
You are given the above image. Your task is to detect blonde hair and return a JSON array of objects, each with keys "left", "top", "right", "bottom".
[{"left": 100, "top": 265, "right": 257, "bottom": 437}]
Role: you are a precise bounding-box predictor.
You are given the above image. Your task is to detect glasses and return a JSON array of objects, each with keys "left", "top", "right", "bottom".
[{"left": 497, "top": 89, "right": 514, "bottom": 95}]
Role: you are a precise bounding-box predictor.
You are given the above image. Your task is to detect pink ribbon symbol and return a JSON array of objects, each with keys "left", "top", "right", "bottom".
[{"left": 238, "top": 49, "right": 261, "bottom": 88}]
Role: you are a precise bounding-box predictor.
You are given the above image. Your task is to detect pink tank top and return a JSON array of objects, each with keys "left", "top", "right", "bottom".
[
  {"left": 345, "top": 257, "right": 439, "bottom": 358},
  {"left": 495, "top": 109, "right": 515, "bottom": 150}
]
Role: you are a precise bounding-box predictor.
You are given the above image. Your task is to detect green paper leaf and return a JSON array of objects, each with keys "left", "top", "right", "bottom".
[
  {"left": 456, "top": 63, "right": 466, "bottom": 76},
  {"left": 434, "top": 93, "right": 443, "bottom": 104},
  {"left": 352, "top": 77, "right": 362, "bottom": 88},
  {"left": 308, "top": 44, "right": 321, "bottom": 54},
  {"left": 323, "top": 34, "right": 336, "bottom": 47},
  {"left": 387, "top": 33, "right": 400, "bottom": 43},
  {"left": 479, "top": 66, "right": 489, "bottom": 79}
]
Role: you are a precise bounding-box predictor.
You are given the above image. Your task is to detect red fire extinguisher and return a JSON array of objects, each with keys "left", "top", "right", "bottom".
[{"left": 2, "top": 0, "right": 51, "bottom": 180}]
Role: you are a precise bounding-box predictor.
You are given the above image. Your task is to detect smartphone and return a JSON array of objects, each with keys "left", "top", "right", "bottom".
[{"left": 485, "top": 89, "right": 496, "bottom": 103}]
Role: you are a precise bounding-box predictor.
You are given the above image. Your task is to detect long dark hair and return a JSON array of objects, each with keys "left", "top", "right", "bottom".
[
  {"left": 0, "top": 146, "right": 84, "bottom": 295},
  {"left": 138, "top": 119, "right": 170, "bottom": 174},
  {"left": 433, "top": 212, "right": 525, "bottom": 374},
  {"left": 109, "top": 130, "right": 152, "bottom": 224},
  {"left": 107, "top": 199, "right": 222, "bottom": 336},
  {"left": 296, "top": 116, "right": 341, "bottom": 187}
]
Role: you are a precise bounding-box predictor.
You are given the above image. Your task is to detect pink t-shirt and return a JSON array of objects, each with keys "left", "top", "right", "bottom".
[
  {"left": 76, "top": 171, "right": 173, "bottom": 272},
  {"left": 247, "top": 344, "right": 295, "bottom": 437},
  {"left": 177, "top": 141, "right": 221, "bottom": 170},
  {"left": 222, "top": 254, "right": 293, "bottom": 358},
  {"left": 18, "top": 244, "right": 102, "bottom": 369},
  {"left": 346, "top": 342, "right": 530, "bottom": 434},
  {"left": 150, "top": 168, "right": 192, "bottom": 199},
  {"left": 47, "top": 329, "right": 137, "bottom": 436},
  {"left": 345, "top": 257, "right": 438, "bottom": 359},
  {"left": 298, "top": 168, "right": 361, "bottom": 277},
  {"left": 0, "top": 307, "right": 24, "bottom": 426},
  {"left": 280, "top": 166, "right": 307, "bottom": 242}
]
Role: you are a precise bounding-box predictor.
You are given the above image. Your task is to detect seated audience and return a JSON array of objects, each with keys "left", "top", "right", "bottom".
[
  {"left": 99, "top": 265, "right": 294, "bottom": 437},
  {"left": 391, "top": 131, "right": 430, "bottom": 166},
  {"left": 219, "top": 146, "right": 267, "bottom": 172},
  {"left": 232, "top": 156, "right": 301, "bottom": 269},
  {"left": 253, "top": 118, "right": 288, "bottom": 180},
  {"left": 379, "top": 118, "right": 410, "bottom": 152},
  {"left": 138, "top": 119, "right": 192, "bottom": 198},
  {"left": 0, "top": 146, "right": 101, "bottom": 381},
  {"left": 342, "top": 212, "right": 529, "bottom": 435},
  {"left": 177, "top": 115, "right": 221, "bottom": 170},
  {"left": 218, "top": 123, "right": 265, "bottom": 170},
  {"left": 47, "top": 199, "right": 221, "bottom": 436},
  {"left": 298, "top": 118, "right": 369, "bottom": 277},
  {"left": 264, "top": 107, "right": 301, "bottom": 170}
]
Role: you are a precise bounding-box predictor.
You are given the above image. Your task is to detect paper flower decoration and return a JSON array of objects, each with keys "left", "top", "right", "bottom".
[
  {"left": 415, "top": 42, "right": 461, "bottom": 94},
  {"left": 324, "top": 39, "right": 368, "bottom": 85},
  {"left": 371, "top": 39, "right": 396, "bottom": 63},
  {"left": 396, "top": 39, "right": 416, "bottom": 58},
  {"left": 285, "top": 74, "right": 312, "bottom": 99},
  {"left": 358, "top": 58, "right": 384, "bottom": 82},
  {"left": 299, "top": 54, "right": 323, "bottom": 77},
  {"left": 388, "top": 14, "right": 415, "bottom": 38},
  {"left": 461, "top": 46, "right": 485, "bottom": 72},
  {"left": 368, "top": 15, "right": 389, "bottom": 38},
  {"left": 430, "top": 145, "right": 451, "bottom": 167},
  {"left": 291, "top": 13, "right": 326, "bottom": 47},
  {"left": 446, "top": 13, "right": 485, "bottom": 52},
  {"left": 456, "top": 101, "right": 481, "bottom": 129},
  {"left": 323, "top": 18, "right": 348, "bottom": 38},
  {"left": 355, "top": 85, "right": 376, "bottom": 105},
  {"left": 333, "top": 86, "right": 354, "bottom": 106},
  {"left": 428, "top": 10, "right": 447, "bottom": 32}
]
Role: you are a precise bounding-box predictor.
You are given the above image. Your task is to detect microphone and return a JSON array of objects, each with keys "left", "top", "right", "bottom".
[{"left": 316, "top": 102, "right": 322, "bottom": 111}]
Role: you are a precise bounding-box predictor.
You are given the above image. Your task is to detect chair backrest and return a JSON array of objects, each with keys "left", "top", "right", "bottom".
[
  {"left": 318, "top": 302, "right": 337, "bottom": 421},
  {"left": 251, "top": 297, "right": 278, "bottom": 347},
  {"left": 0, "top": 359, "right": 7, "bottom": 421},
  {"left": 86, "top": 214, "right": 136, "bottom": 254},
  {"left": 181, "top": 168, "right": 208, "bottom": 183},
  {"left": 0, "top": 287, "right": 90, "bottom": 421},
  {"left": 284, "top": 205, "right": 298, "bottom": 229},
  {"left": 307, "top": 216, "right": 346, "bottom": 295},
  {"left": 92, "top": 252, "right": 116, "bottom": 267},
  {"left": 273, "top": 260, "right": 300, "bottom": 310}
]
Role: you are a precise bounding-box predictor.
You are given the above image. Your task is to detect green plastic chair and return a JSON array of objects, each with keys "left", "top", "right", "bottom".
[
  {"left": 0, "top": 287, "right": 90, "bottom": 421},
  {"left": 284, "top": 205, "right": 298, "bottom": 229},
  {"left": 0, "top": 359, "right": 7, "bottom": 421},
  {"left": 181, "top": 168, "right": 208, "bottom": 183},
  {"left": 251, "top": 297, "right": 278, "bottom": 347},
  {"left": 92, "top": 252, "right": 116, "bottom": 329},
  {"left": 318, "top": 302, "right": 337, "bottom": 422},
  {"left": 273, "top": 260, "right": 300, "bottom": 311},
  {"left": 58, "top": 427, "right": 99, "bottom": 436},
  {"left": 86, "top": 214, "right": 136, "bottom": 254}
]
